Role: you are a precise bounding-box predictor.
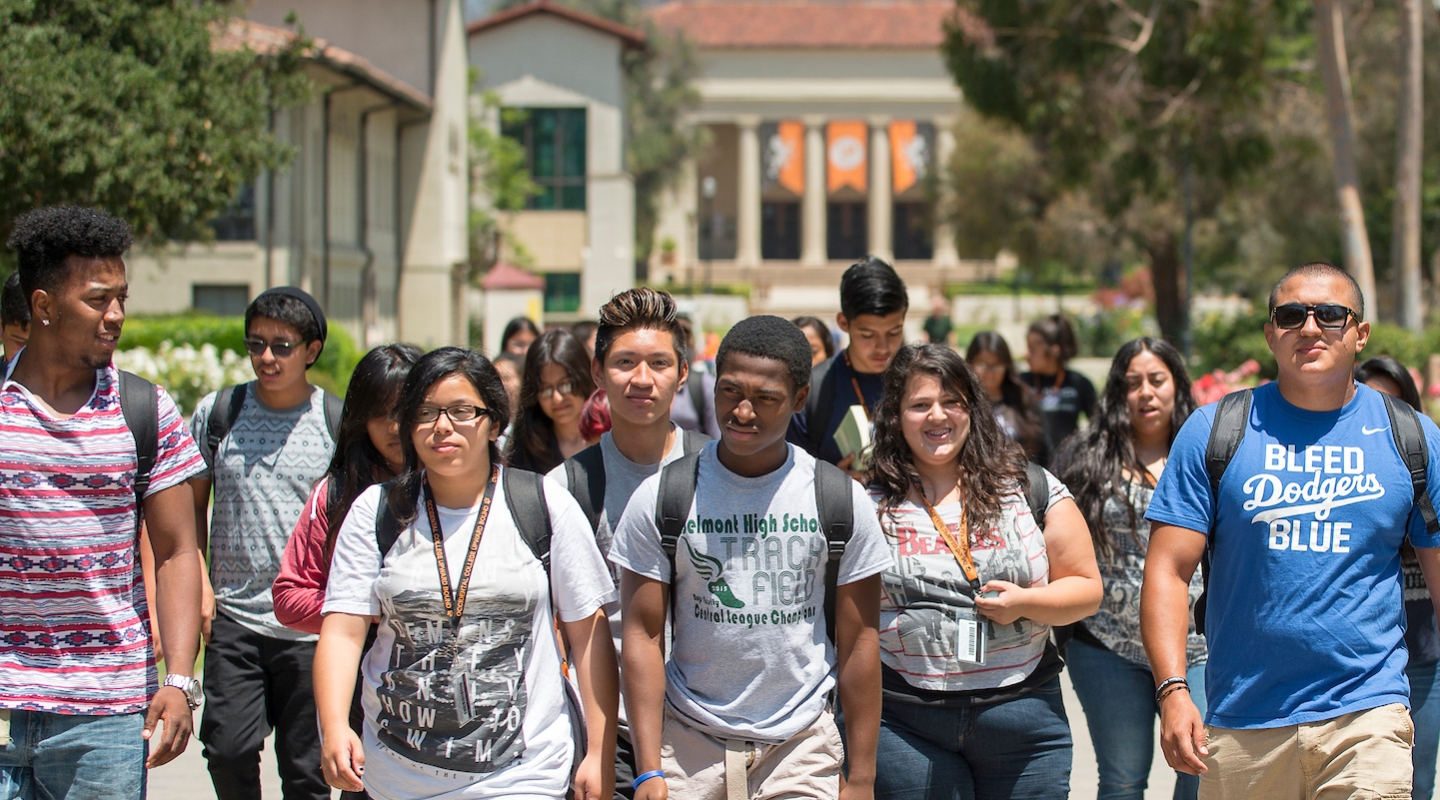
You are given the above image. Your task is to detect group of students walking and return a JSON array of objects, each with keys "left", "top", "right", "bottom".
[{"left": 2, "top": 203, "right": 1440, "bottom": 800}]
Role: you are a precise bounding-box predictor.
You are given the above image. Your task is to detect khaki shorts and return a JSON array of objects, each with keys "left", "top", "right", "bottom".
[
  {"left": 1199, "top": 702, "right": 1413, "bottom": 800},
  {"left": 659, "top": 704, "right": 845, "bottom": 800}
]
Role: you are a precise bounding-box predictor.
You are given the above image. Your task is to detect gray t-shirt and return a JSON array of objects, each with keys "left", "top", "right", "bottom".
[
  {"left": 610, "top": 442, "right": 893, "bottom": 742},
  {"left": 192, "top": 384, "right": 335, "bottom": 640}
]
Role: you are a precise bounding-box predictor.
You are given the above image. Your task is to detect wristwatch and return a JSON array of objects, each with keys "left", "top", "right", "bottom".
[{"left": 162, "top": 675, "right": 204, "bottom": 710}]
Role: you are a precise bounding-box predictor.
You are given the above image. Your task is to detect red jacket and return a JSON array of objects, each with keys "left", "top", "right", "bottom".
[{"left": 273, "top": 478, "right": 332, "bottom": 635}]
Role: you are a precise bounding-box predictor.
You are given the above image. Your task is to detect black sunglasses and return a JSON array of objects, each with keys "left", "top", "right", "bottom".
[
  {"left": 243, "top": 338, "right": 303, "bottom": 358},
  {"left": 1270, "top": 303, "right": 1358, "bottom": 331}
]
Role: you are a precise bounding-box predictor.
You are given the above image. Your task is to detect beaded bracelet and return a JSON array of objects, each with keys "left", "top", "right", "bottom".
[
  {"left": 633, "top": 770, "right": 665, "bottom": 791},
  {"left": 1154, "top": 676, "right": 1188, "bottom": 704}
]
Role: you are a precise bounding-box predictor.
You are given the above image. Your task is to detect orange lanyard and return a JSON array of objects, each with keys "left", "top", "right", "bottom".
[
  {"left": 916, "top": 490, "right": 981, "bottom": 592},
  {"left": 422, "top": 465, "right": 499, "bottom": 626},
  {"left": 843, "top": 351, "right": 873, "bottom": 422}
]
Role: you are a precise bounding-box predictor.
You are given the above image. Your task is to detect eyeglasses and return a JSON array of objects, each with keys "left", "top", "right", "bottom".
[
  {"left": 538, "top": 381, "right": 573, "bottom": 399},
  {"left": 413, "top": 405, "right": 495, "bottom": 425},
  {"left": 1270, "top": 303, "right": 1358, "bottom": 331},
  {"left": 243, "top": 338, "right": 302, "bottom": 358}
]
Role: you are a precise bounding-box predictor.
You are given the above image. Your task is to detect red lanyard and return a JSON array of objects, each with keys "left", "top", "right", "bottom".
[
  {"left": 422, "top": 465, "right": 499, "bottom": 625},
  {"left": 916, "top": 490, "right": 981, "bottom": 592}
]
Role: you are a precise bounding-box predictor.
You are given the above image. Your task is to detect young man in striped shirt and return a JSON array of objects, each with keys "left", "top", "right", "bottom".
[{"left": 0, "top": 206, "right": 206, "bottom": 798}]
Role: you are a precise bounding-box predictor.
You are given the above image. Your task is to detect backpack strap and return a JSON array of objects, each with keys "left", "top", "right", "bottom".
[
  {"left": 680, "top": 428, "right": 711, "bottom": 455},
  {"left": 503, "top": 467, "right": 553, "bottom": 573},
  {"left": 813, "top": 460, "right": 854, "bottom": 643},
  {"left": 1195, "top": 388, "right": 1253, "bottom": 636},
  {"left": 657, "top": 452, "right": 703, "bottom": 561},
  {"left": 1024, "top": 461, "right": 1050, "bottom": 530},
  {"left": 117, "top": 371, "right": 159, "bottom": 513},
  {"left": 1383, "top": 392, "right": 1440, "bottom": 536},
  {"left": 564, "top": 444, "right": 607, "bottom": 535},
  {"left": 374, "top": 480, "right": 404, "bottom": 559},
  {"left": 688, "top": 374, "right": 707, "bottom": 425},
  {"left": 323, "top": 390, "right": 344, "bottom": 444},
  {"left": 805, "top": 358, "right": 837, "bottom": 457},
  {"left": 207, "top": 383, "right": 248, "bottom": 456}
]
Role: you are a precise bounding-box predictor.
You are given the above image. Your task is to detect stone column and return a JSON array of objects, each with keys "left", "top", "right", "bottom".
[
  {"left": 933, "top": 118, "right": 960, "bottom": 267},
  {"left": 802, "top": 115, "right": 828, "bottom": 266},
  {"left": 868, "top": 117, "right": 893, "bottom": 262},
  {"left": 736, "top": 115, "right": 762, "bottom": 268}
]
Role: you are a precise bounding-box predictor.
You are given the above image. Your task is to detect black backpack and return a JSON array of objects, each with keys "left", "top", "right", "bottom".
[
  {"left": 654, "top": 452, "right": 854, "bottom": 641},
  {"left": 803, "top": 358, "right": 841, "bottom": 456},
  {"left": 1197, "top": 388, "right": 1440, "bottom": 634},
  {"left": 206, "top": 382, "right": 343, "bottom": 455},
  {"left": 372, "top": 467, "right": 554, "bottom": 572},
  {"left": 116, "top": 372, "right": 159, "bottom": 517},
  {"left": 562, "top": 430, "right": 711, "bottom": 533}
]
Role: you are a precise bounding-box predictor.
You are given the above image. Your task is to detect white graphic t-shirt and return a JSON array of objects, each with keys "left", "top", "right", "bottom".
[
  {"left": 609, "top": 442, "right": 893, "bottom": 743},
  {"left": 324, "top": 471, "right": 617, "bottom": 800}
]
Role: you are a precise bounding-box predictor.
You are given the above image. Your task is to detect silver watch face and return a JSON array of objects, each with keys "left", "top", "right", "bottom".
[{"left": 166, "top": 676, "right": 202, "bottom": 706}]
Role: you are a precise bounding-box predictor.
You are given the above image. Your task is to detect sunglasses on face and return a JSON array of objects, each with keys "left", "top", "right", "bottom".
[
  {"left": 412, "top": 404, "right": 496, "bottom": 425},
  {"left": 538, "top": 381, "right": 574, "bottom": 399},
  {"left": 1269, "top": 303, "right": 1358, "bottom": 331},
  {"left": 243, "top": 338, "right": 303, "bottom": 358}
]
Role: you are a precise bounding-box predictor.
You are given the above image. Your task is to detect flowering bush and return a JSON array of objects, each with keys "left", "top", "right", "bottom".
[
  {"left": 114, "top": 342, "right": 253, "bottom": 416},
  {"left": 1192, "top": 359, "right": 1264, "bottom": 406}
]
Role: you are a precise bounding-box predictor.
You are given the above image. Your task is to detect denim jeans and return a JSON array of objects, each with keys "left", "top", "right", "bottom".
[
  {"left": 1409, "top": 659, "right": 1440, "bottom": 800},
  {"left": 874, "top": 676, "right": 1072, "bottom": 800},
  {"left": 1066, "top": 639, "right": 1208, "bottom": 800},
  {"left": 0, "top": 710, "right": 146, "bottom": 800}
]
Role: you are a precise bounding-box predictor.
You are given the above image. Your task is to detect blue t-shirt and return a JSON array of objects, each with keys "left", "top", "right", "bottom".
[{"left": 1147, "top": 382, "right": 1440, "bottom": 729}]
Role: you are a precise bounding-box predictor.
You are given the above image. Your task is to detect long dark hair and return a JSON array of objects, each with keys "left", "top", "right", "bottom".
[
  {"left": 501, "top": 316, "right": 540, "bottom": 352},
  {"left": 867, "top": 344, "right": 1029, "bottom": 533},
  {"left": 1356, "top": 356, "right": 1422, "bottom": 411},
  {"left": 386, "top": 347, "right": 511, "bottom": 526},
  {"left": 792, "top": 315, "right": 835, "bottom": 361},
  {"left": 323, "top": 343, "right": 423, "bottom": 556},
  {"left": 1055, "top": 337, "right": 1195, "bottom": 556},
  {"left": 505, "top": 329, "right": 595, "bottom": 473},
  {"left": 966, "top": 331, "right": 1045, "bottom": 460}
]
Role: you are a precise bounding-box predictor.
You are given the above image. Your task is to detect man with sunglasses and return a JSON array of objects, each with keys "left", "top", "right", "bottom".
[
  {"left": 188, "top": 287, "right": 338, "bottom": 800},
  {"left": 1143, "top": 262, "right": 1440, "bottom": 798}
]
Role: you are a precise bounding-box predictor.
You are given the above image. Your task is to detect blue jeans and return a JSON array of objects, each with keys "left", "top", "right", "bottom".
[
  {"left": 874, "top": 676, "right": 1072, "bottom": 800},
  {"left": 1066, "top": 639, "right": 1207, "bottom": 800},
  {"left": 1410, "top": 659, "right": 1440, "bottom": 800},
  {"left": 0, "top": 710, "right": 146, "bottom": 800}
]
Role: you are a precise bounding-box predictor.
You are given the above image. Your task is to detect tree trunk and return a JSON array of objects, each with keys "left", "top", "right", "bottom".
[
  {"left": 1393, "top": 0, "right": 1424, "bottom": 332},
  {"left": 1314, "top": 0, "right": 1378, "bottom": 320},
  {"left": 1148, "top": 231, "right": 1185, "bottom": 347}
]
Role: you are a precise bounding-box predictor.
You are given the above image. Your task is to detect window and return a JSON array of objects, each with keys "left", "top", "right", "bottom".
[
  {"left": 503, "top": 108, "right": 587, "bottom": 210},
  {"left": 543, "top": 273, "right": 581, "bottom": 313},
  {"left": 210, "top": 185, "right": 256, "bottom": 241},
  {"left": 193, "top": 284, "right": 250, "bottom": 316}
]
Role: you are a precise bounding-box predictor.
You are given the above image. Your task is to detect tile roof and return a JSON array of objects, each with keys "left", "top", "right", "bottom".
[
  {"left": 467, "top": 0, "right": 647, "bottom": 48},
  {"left": 215, "top": 19, "right": 432, "bottom": 110},
  {"left": 649, "top": 0, "right": 977, "bottom": 49},
  {"left": 479, "top": 262, "right": 546, "bottom": 290}
]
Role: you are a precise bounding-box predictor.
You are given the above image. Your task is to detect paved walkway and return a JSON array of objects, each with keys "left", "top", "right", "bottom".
[{"left": 147, "top": 671, "right": 1178, "bottom": 800}]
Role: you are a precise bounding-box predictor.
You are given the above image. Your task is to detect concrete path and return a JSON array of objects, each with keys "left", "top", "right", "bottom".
[{"left": 147, "top": 671, "right": 1179, "bottom": 800}]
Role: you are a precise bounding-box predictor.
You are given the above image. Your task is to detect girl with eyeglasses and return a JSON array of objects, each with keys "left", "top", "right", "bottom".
[
  {"left": 866, "top": 344, "right": 1101, "bottom": 800},
  {"left": 314, "top": 347, "right": 618, "bottom": 800},
  {"left": 1054, "top": 338, "right": 1206, "bottom": 800},
  {"left": 967, "top": 331, "right": 1048, "bottom": 464},
  {"left": 506, "top": 329, "right": 597, "bottom": 473}
]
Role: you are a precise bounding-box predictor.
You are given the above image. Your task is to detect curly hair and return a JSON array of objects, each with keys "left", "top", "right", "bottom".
[
  {"left": 866, "top": 344, "right": 1029, "bottom": 533},
  {"left": 7, "top": 206, "right": 133, "bottom": 301},
  {"left": 715, "top": 315, "right": 813, "bottom": 391},
  {"left": 1054, "top": 337, "right": 1195, "bottom": 556}
]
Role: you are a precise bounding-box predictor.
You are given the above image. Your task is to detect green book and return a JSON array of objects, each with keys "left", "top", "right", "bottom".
[{"left": 832, "top": 404, "right": 873, "bottom": 471}]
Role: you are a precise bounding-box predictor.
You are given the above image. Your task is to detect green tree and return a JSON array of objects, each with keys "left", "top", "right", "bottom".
[
  {"left": 943, "top": 0, "right": 1298, "bottom": 345},
  {"left": 468, "top": 69, "right": 539, "bottom": 273},
  {"left": 0, "top": 1, "right": 312, "bottom": 244}
]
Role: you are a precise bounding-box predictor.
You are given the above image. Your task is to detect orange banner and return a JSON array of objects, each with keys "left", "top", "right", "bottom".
[
  {"left": 827, "top": 121, "right": 868, "bottom": 194},
  {"left": 763, "top": 121, "right": 805, "bottom": 195},
  {"left": 890, "top": 120, "right": 918, "bottom": 194}
]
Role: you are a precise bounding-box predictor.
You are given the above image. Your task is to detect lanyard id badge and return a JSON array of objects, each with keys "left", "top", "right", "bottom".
[
  {"left": 954, "top": 607, "right": 988, "bottom": 665},
  {"left": 918, "top": 491, "right": 988, "bottom": 666}
]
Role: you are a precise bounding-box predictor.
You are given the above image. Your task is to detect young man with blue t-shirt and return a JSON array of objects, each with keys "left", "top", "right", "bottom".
[{"left": 1142, "top": 262, "right": 1440, "bottom": 799}]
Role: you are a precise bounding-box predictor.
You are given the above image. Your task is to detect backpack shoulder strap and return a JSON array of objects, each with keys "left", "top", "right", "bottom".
[
  {"left": 504, "top": 467, "right": 553, "bottom": 573},
  {"left": 680, "top": 428, "right": 711, "bottom": 455},
  {"left": 805, "top": 358, "right": 837, "bottom": 456},
  {"left": 207, "top": 383, "right": 248, "bottom": 455},
  {"left": 563, "top": 444, "right": 607, "bottom": 535},
  {"left": 1383, "top": 392, "right": 1440, "bottom": 535},
  {"left": 374, "top": 480, "right": 403, "bottom": 559},
  {"left": 813, "top": 459, "right": 854, "bottom": 643},
  {"left": 117, "top": 371, "right": 159, "bottom": 507},
  {"left": 1024, "top": 461, "right": 1050, "bottom": 530},
  {"left": 322, "top": 390, "right": 344, "bottom": 444},
  {"left": 656, "top": 452, "right": 703, "bottom": 562},
  {"left": 689, "top": 374, "right": 707, "bottom": 422},
  {"left": 1204, "top": 389, "right": 1253, "bottom": 513}
]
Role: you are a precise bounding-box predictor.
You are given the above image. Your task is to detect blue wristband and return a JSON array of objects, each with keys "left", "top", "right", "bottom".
[{"left": 633, "top": 770, "right": 665, "bottom": 791}]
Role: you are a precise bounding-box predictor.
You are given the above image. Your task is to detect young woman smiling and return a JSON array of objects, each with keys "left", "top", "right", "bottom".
[
  {"left": 314, "top": 348, "right": 618, "bottom": 800},
  {"left": 1055, "top": 337, "right": 1205, "bottom": 800},
  {"left": 866, "top": 344, "right": 1101, "bottom": 800},
  {"left": 507, "top": 329, "right": 597, "bottom": 473}
]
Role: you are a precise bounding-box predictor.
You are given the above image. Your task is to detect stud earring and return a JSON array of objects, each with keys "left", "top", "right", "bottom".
[{"left": 40, "top": 319, "right": 50, "bottom": 327}]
